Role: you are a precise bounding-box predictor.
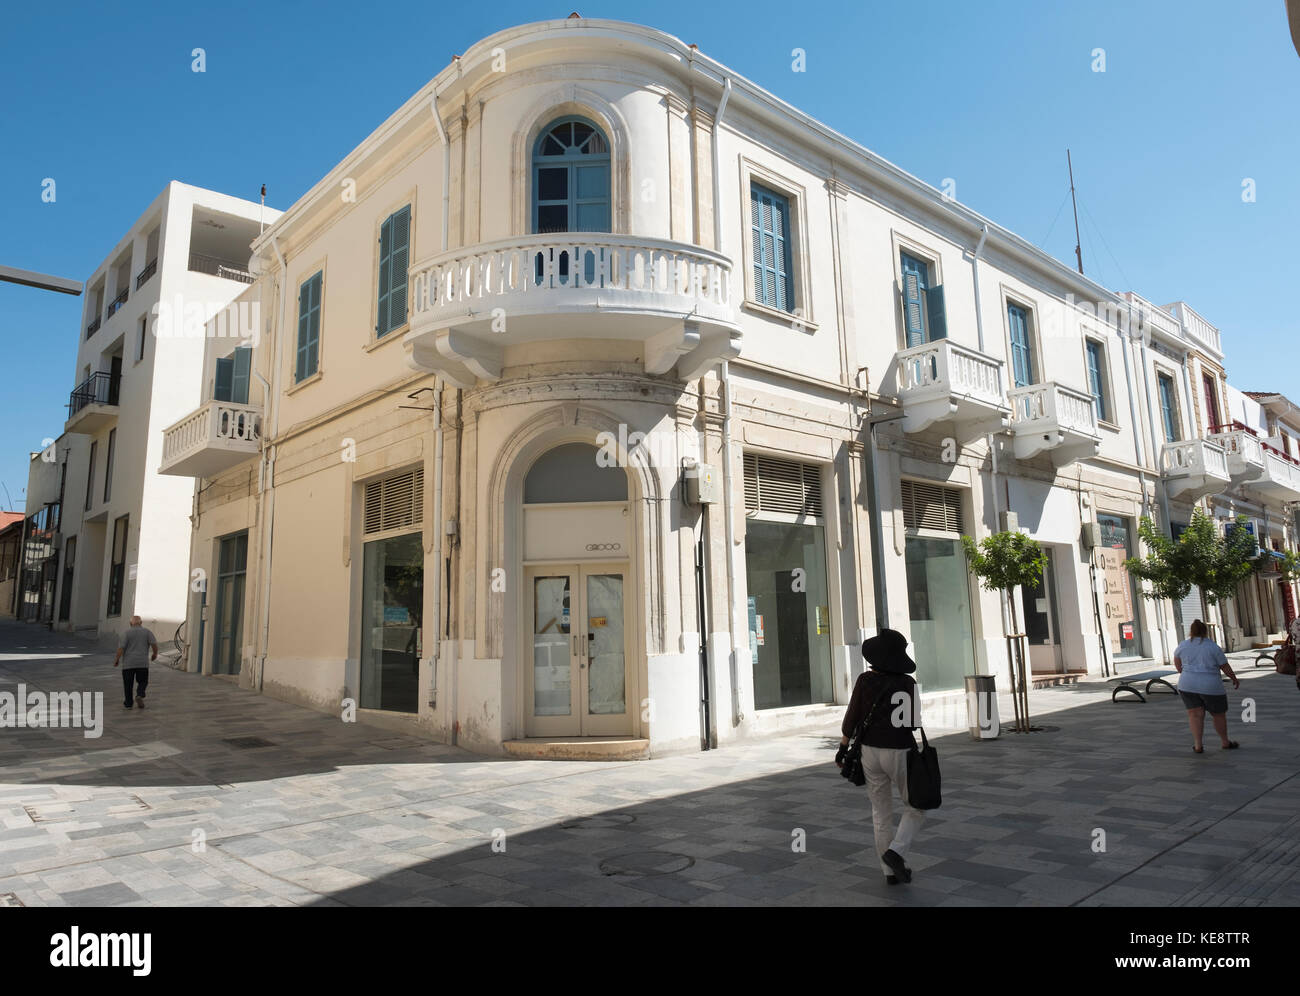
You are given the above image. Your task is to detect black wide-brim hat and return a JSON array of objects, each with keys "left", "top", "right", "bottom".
[{"left": 862, "top": 629, "right": 916, "bottom": 674}]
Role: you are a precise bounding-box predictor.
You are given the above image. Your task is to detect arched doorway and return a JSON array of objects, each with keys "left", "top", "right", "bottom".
[{"left": 521, "top": 442, "right": 634, "bottom": 737}]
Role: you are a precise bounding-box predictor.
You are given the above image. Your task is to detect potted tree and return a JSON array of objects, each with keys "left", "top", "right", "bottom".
[
  {"left": 961, "top": 530, "right": 1047, "bottom": 734},
  {"left": 1123, "top": 509, "right": 1257, "bottom": 644}
]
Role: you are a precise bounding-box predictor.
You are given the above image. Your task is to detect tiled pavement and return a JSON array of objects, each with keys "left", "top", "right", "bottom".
[{"left": 1, "top": 618, "right": 1298, "bottom": 906}]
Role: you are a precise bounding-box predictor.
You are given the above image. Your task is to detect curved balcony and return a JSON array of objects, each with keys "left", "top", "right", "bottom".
[
  {"left": 159, "top": 400, "right": 261, "bottom": 478},
  {"left": 1007, "top": 381, "right": 1100, "bottom": 466},
  {"left": 1160, "top": 438, "right": 1230, "bottom": 501},
  {"left": 404, "top": 234, "right": 740, "bottom": 387},
  {"left": 895, "top": 339, "right": 1010, "bottom": 441}
]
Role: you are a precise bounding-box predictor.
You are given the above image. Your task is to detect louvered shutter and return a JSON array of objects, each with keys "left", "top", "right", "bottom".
[
  {"left": 1085, "top": 340, "right": 1106, "bottom": 421},
  {"left": 376, "top": 207, "right": 411, "bottom": 337},
  {"left": 214, "top": 356, "right": 233, "bottom": 402},
  {"left": 902, "top": 271, "right": 925, "bottom": 347},
  {"left": 743, "top": 453, "right": 823, "bottom": 517},
  {"left": 900, "top": 480, "right": 965, "bottom": 534},
  {"left": 231, "top": 346, "right": 251, "bottom": 404},
  {"left": 925, "top": 285, "right": 947, "bottom": 339},
  {"left": 362, "top": 468, "right": 425, "bottom": 536},
  {"left": 750, "top": 184, "right": 793, "bottom": 312},
  {"left": 296, "top": 277, "right": 314, "bottom": 382},
  {"left": 1007, "top": 303, "right": 1033, "bottom": 388}
]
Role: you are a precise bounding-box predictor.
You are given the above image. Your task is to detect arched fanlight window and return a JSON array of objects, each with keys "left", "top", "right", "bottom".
[
  {"left": 532, "top": 117, "right": 611, "bottom": 234},
  {"left": 524, "top": 443, "right": 628, "bottom": 503}
]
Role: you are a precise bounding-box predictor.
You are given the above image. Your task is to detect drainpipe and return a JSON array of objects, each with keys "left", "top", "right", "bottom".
[
  {"left": 970, "top": 222, "right": 1010, "bottom": 661},
  {"left": 427, "top": 80, "right": 450, "bottom": 726},
  {"left": 256, "top": 236, "right": 289, "bottom": 692},
  {"left": 707, "top": 75, "right": 741, "bottom": 726},
  {"left": 429, "top": 380, "right": 444, "bottom": 722}
]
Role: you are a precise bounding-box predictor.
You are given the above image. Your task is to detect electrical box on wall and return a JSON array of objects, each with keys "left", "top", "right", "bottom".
[
  {"left": 1081, "top": 521, "right": 1101, "bottom": 549},
  {"left": 686, "top": 463, "right": 720, "bottom": 505}
]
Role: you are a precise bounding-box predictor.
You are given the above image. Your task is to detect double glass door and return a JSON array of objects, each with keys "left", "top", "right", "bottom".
[{"left": 528, "top": 563, "right": 630, "bottom": 737}]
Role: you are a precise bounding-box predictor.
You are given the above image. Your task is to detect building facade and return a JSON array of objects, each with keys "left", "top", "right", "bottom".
[
  {"left": 25, "top": 182, "right": 278, "bottom": 644},
  {"left": 145, "top": 17, "right": 1239, "bottom": 760}
]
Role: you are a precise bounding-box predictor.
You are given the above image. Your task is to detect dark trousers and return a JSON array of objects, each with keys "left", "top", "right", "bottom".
[{"left": 122, "top": 667, "right": 149, "bottom": 705}]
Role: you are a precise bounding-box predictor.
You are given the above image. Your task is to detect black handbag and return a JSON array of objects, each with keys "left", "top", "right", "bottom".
[
  {"left": 906, "top": 727, "right": 942, "bottom": 810},
  {"left": 839, "top": 685, "right": 890, "bottom": 787}
]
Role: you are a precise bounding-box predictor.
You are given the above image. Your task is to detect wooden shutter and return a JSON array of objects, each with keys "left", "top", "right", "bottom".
[
  {"left": 900, "top": 479, "right": 964, "bottom": 534},
  {"left": 232, "top": 347, "right": 251, "bottom": 405},
  {"left": 925, "top": 285, "right": 947, "bottom": 339},
  {"left": 377, "top": 207, "right": 410, "bottom": 337},
  {"left": 1007, "top": 303, "right": 1033, "bottom": 388},
  {"left": 214, "top": 356, "right": 233, "bottom": 402},
  {"left": 362, "top": 468, "right": 425, "bottom": 536},
  {"left": 742, "top": 453, "right": 823, "bottom": 517},
  {"left": 750, "top": 184, "right": 792, "bottom": 312},
  {"left": 1086, "top": 341, "right": 1106, "bottom": 421},
  {"left": 297, "top": 273, "right": 321, "bottom": 382},
  {"left": 901, "top": 271, "right": 925, "bottom": 347}
]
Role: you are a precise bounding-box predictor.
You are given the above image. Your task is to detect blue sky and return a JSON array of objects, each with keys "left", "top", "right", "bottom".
[{"left": 2, "top": 0, "right": 1297, "bottom": 511}]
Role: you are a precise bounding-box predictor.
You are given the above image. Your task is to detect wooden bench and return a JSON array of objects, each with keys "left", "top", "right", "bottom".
[{"left": 1108, "top": 669, "right": 1179, "bottom": 703}]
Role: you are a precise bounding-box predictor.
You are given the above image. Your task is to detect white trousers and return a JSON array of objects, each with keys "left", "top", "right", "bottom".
[{"left": 862, "top": 745, "right": 926, "bottom": 876}]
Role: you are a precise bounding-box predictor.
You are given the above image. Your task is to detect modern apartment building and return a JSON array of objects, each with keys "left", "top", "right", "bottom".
[{"left": 23, "top": 182, "right": 280, "bottom": 644}]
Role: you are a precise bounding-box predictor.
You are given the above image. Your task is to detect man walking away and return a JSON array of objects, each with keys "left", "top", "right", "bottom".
[{"left": 114, "top": 615, "right": 157, "bottom": 709}]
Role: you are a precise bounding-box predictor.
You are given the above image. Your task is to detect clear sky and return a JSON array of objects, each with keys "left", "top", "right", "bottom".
[{"left": 2, "top": 0, "right": 1297, "bottom": 512}]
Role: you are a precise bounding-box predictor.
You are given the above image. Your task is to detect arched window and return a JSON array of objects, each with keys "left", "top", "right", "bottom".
[
  {"left": 532, "top": 117, "right": 611, "bottom": 234},
  {"left": 524, "top": 443, "right": 627, "bottom": 503}
]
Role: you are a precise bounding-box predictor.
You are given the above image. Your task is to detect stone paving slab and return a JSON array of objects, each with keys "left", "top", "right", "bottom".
[{"left": 1, "top": 619, "right": 1298, "bottom": 906}]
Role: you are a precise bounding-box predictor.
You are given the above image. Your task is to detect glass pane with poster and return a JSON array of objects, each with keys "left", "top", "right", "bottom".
[{"left": 1096, "top": 514, "right": 1142, "bottom": 657}]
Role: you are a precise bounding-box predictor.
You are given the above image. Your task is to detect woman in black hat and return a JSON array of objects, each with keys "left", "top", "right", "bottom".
[{"left": 836, "top": 628, "right": 925, "bottom": 884}]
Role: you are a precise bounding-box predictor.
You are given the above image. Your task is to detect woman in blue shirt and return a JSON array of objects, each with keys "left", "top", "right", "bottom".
[{"left": 1174, "top": 619, "right": 1240, "bottom": 753}]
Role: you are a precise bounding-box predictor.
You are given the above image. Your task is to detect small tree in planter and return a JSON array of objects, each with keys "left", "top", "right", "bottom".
[
  {"left": 1124, "top": 509, "right": 1257, "bottom": 643},
  {"left": 961, "top": 530, "right": 1047, "bottom": 734}
]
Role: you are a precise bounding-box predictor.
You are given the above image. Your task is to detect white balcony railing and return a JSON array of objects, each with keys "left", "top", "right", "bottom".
[
  {"left": 1259, "top": 448, "right": 1300, "bottom": 497},
  {"left": 895, "top": 339, "right": 1009, "bottom": 438},
  {"left": 1006, "top": 381, "right": 1101, "bottom": 464},
  {"left": 404, "top": 233, "right": 739, "bottom": 385},
  {"left": 1208, "top": 428, "right": 1265, "bottom": 482},
  {"left": 1160, "top": 438, "right": 1229, "bottom": 499},
  {"left": 159, "top": 400, "right": 261, "bottom": 477},
  {"left": 410, "top": 233, "right": 732, "bottom": 327},
  {"left": 1008, "top": 382, "right": 1098, "bottom": 436}
]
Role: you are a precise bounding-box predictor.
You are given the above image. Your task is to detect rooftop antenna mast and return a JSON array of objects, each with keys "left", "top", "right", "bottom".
[
  {"left": 1068, "top": 149, "right": 1083, "bottom": 276},
  {"left": 259, "top": 184, "right": 266, "bottom": 235}
]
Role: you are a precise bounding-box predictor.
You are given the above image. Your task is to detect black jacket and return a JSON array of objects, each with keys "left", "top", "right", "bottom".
[{"left": 841, "top": 669, "right": 919, "bottom": 749}]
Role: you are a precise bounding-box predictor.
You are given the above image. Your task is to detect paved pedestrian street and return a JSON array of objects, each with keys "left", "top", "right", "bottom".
[{"left": 2, "top": 619, "right": 1297, "bottom": 907}]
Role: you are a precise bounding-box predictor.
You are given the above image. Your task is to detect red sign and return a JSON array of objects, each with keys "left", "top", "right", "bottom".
[{"left": 1121, "top": 623, "right": 1134, "bottom": 640}]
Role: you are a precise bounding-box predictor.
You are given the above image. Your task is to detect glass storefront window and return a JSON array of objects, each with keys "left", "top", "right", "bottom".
[
  {"left": 360, "top": 531, "right": 423, "bottom": 713},
  {"left": 904, "top": 536, "right": 975, "bottom": 692},
  {"left": 1096, "top": 513, "right": 1142, "bottom": 657},
  {"left": 745, "top": 519, "right": 833, "bottom": 710}
]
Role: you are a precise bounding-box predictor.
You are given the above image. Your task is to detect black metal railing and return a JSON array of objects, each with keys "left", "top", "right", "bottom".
[
  {"left": 189, "top": 251, "right": 253, "bottom": 283},
  {"left": 106, "top": 287, "right": 129, "bottom": 318},
  {"left": 86, "top": 315, "right": 102, "bottom": 338},
  {"left": 135, "top": 257, "right": 157, "bottom": 289},
  {"left": 68, "top": 371, "right": 121, "bottom": 418}
]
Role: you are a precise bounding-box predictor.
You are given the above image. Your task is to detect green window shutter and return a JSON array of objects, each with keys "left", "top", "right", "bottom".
[
  {"left": 296, "top": 273, "right": 321, "bottom": 382},
  {"left": 901, "top": 271, "right": 925, "bottom": 347},
  {"left": 376, "top": 207, "right": 411, "bottom": 337},
  {"left": 1086, "top": 341, "right": 1107, "bottom": 421},
  {"left": 1007, "top": 303, "right": 1033, "bottom": 388},
  {"left": 214, "top": 356, "right": 233, "bottom": 402},
  {"left": 232, "top": 347, "right": 251, "bottom": 405},
  {"left": 925, "top": 285, "right": 947, "bottom": 339},
  {"left": 376, "top": 215, "right": 392, "bottom": 335}
]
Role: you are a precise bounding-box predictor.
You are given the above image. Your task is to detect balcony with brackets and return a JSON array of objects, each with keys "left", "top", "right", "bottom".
[
  {"left": 403, "top": 235, "right": 741, "bottom": 388},
  {"left": 158, "top": 400, "right": 261, "bottom": 478},
  {"left": 1207, "top": 424, "right": 1267, "bottom": 485},
  {"left": 895, "top": 338, "right": 1010, "bottom": 441},
  {"left": 1007, "top": 381, "right": 1101, "bottom": 465},
  {"left": 1160, "top": 438, "right": 1230, "bottom": 501},
  {"left": 1252, "top": 445, "right": 1300, "bottom": 500}
]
